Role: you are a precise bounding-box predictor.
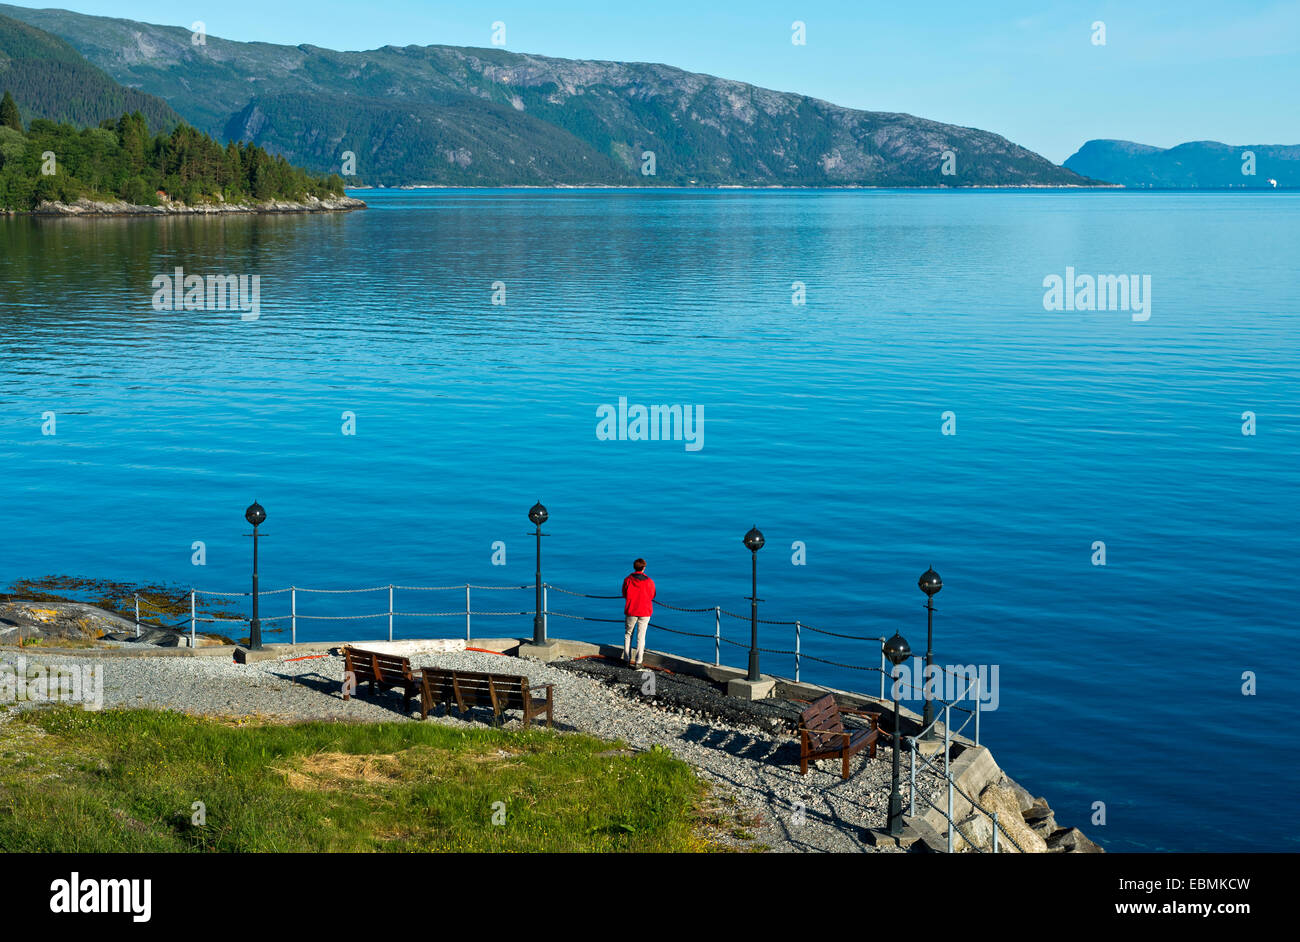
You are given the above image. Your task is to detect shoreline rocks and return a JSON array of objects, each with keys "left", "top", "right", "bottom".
[
  {"left": 946, "top": 774, "right": 1103, "bottom": 853},
  {"left": 0, "top": 599, "right": 228, "bottom": 648},
  {"left": 0, "top": 600, "right": 140, "bottom": 645},
  {"left": 18, "top": 194, "right": 366, "bottom": 216}
]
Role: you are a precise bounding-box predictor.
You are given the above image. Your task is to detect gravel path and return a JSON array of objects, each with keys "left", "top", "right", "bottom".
[{"left": 1, "top": 648, "right": 951, "bottom": 852}]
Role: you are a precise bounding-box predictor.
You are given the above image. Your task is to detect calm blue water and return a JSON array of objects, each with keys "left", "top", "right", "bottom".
[{"left": 2, "top": 189, "right": 1297, "bottom": 852}]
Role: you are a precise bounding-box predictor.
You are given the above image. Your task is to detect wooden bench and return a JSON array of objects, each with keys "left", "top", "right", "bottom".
[
  {"left": 419, "top": 667, "right": 554, "bottom": 728},
  {"left": 798, "top": 693, "right": 880, "bottom": 779},
  {"left": 341, "top": 646, "right": 419, "bottom": 713}
]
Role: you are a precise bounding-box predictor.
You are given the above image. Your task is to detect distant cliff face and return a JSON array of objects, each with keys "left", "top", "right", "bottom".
[
  {"left": 1065, "top": 139, "right": 1299, "bottom": 188},
  {"left": 0, "top": 3, "right": 1094, "bottom": 188},
  {"left": 0, "top": 13, "right": 179, "bottom": 131}
]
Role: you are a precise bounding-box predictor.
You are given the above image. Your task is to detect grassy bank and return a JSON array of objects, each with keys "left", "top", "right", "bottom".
[{"left": 0, "top": 707, "right": 718, "bottom": 852}]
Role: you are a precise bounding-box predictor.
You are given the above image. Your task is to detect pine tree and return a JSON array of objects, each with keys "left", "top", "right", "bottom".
[{"left": 0, "top": 90, "right": 22, "bottom": 132}]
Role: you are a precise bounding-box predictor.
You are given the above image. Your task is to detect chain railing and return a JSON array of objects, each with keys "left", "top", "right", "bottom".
[
  {"left": 130, "top": 581, "right": 896, "bottom": 688},
  {"left": 131, "top": 582, "right": 989, "bottom": 704},
  {"left": 133, "top": 581, "right": 986, "bottom": 714},
  {"left": 169, "top": 583, "right": 535, "bottom": 648}
]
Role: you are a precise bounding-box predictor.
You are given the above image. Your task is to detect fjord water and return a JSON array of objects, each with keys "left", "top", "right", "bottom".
[{"left": 2, "top": 189, "right": 1297, "bottom": 851}]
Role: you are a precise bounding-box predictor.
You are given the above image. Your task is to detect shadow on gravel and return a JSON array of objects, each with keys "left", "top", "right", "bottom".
[
  {"left": 554, "top": 657, "right": 803, "bottom": 735},
  {"left": 268, "top": 669, "right": 346, "bottom": 699},
  {"left": 266, "top": 669, "right": 414, "bottom": 719},
  {"left": 684, "top": 747, "right": 878, "bottom": 852},
  {"left": 417, "top": 701, "right": 581, "bottom": 733},
  {"left": 679, "top": 723, "right": 790, "bottom": 763},
  {"left": 267, "top": 668, "right": 580, "bottom": 731},
  {"left": 674, "top": 720, "right": 888, "bottom": 851}
]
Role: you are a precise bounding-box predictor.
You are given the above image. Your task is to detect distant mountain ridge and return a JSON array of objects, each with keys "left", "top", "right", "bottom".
[
  {"left": 0, "top": 12, "right": 178, "bottom": 131},
  {"left": 0, "top": 3, "right": 1095, "bottom": 188},
  {"left": 1065, "top": 139, "right": 1298, "bottom": 188}
]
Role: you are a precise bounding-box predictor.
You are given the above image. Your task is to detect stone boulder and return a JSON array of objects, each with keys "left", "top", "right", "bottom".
[
  {"left": 978, "top": 782, "right": 1048, "bottom": 853},
  {"left": 951, "top": 813, "right": 995, "bottom": 852},
  {"left": 0, "top": 600, "right": 224, "bottom": 647},
  {"left": 1048, "top": 827, "right": 1105, "bottom": 853},
  {"left": 0, "top": 600, "right": 135, "bottom": 642},
  {"left": 1023, "top": 797, "right": 1058, "bottom": 837},
  {"left": 1003, "top": 775, "right": 1037, "bottom": 814}
]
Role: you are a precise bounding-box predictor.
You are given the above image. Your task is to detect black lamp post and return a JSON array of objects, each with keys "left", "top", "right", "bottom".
[
  {"left": 245, "top": 501, "right": 267, "bottom": 650},
  {"left": 918, "top": 566, "right": 943, "bottom": 739},
  {"left": 883, "top": 631, "right": 912, "bottom": 837},
  {"left": 742, "top": 526, "right": 765, "bottom": 681},
  {"left": 529, "top": 501, "right": 548, "bottom": 644}
]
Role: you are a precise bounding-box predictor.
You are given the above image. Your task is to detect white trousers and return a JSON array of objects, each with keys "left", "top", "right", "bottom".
[{"left": 623, "top": 615, "right": 649, "bottom": 664}]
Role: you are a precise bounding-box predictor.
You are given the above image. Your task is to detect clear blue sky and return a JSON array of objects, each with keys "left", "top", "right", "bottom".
[{"left": 9, "top": 0, "right": 1298, "bottom": 162}]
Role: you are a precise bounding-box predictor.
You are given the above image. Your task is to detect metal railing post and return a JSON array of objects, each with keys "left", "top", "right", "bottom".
[
  {"left": 794, "top": 620, "right": 801, "bottom": 682},
  {"left": 992, "top": 812, "right": 999, "bottom": 853},
  {"left": 291, "top": 586, "right": 297, "bottom": 646},
  {"left": 879, "top": 641, "right": 885, "bottom": 700},
  {"left": 945, "top": 702, "right": 953, "bottom": 852},
  {"left": 388, "top": 585, "right": 394, "bottom": 642},
  {"left": 134, "top": 594, "right": 140, "bottom": 638},
  {"left": 543, "top": 584, "right": 548, "bottom": 636},
  {"left": 947, "top": 776, "right": 954, "bottom": 853},
  {"left": 944, "top": 703, "right": 951, "bottom": 777},
  {"left": 714, "top": 606, "right": 721, "bottom": 666},
  {"left": 465, "top": 584, "right": 471, "bottom": 641},
  {"left": 975, "top": 675, "right": 982, "bottom": 747},
  {"left": 908, "top": 737, "right": 916, "bottom": 817},
  {"left": 190, "top": 590, "right": 196, "bottom": 648}
]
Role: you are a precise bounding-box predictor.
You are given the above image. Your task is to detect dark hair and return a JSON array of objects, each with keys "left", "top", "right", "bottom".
[{"left": 633, "top": 558, "right": 646, "bottom": 572}]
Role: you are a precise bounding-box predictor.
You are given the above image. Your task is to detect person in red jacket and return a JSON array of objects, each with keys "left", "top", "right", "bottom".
[{"left": 621, "top": 558, "right": 656, "bottom": 667}]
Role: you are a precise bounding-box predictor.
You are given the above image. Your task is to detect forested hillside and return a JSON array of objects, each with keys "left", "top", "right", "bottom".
[
  {"left": 0, "top": 107, "right": 349, "bottom": 211},
  {"left": 0, "top": 13, "right": 179, "bottom": 131}
]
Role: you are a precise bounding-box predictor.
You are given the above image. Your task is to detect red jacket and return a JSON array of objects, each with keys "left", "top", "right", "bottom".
[{"left": 622, "top": 572, "right": 656, "bottom": 617}]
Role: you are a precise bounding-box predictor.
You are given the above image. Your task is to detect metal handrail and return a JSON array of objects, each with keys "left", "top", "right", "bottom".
[{"left": 899, "top": 671, "right": 1019, "bottom": 853}]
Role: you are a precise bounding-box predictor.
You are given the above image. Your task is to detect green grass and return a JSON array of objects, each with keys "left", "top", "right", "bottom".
[{"left": 0, "top": 707, "right": 725, "bottom": 852}]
